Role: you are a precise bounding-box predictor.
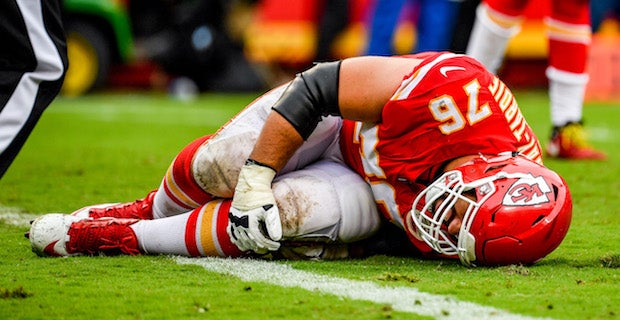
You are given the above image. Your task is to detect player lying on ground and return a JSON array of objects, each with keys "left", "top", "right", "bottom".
[{"left": 28, "top": 52, "right": 573, "bottom": 267}]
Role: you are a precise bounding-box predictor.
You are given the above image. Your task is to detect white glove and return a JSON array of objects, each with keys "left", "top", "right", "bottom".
[{"left": 228, "top": 160, "right": 282, "bottom": 254}]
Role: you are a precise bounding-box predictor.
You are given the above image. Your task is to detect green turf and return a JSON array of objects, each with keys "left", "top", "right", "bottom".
[{"left": 0, "top": 91, "right": 618, "bottom": 319}]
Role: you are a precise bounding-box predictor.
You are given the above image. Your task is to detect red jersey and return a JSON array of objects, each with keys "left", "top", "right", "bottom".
[{"left": 339, "top": 52, "right": 542, "bottom": 255}]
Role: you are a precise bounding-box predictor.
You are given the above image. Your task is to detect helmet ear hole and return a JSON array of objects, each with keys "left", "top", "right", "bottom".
[
  {"left": 552, "top": 185, "right": 559, "bottom": 201},
  {"left": 531, "top": 214, "right": 545, "bottom": 226}
]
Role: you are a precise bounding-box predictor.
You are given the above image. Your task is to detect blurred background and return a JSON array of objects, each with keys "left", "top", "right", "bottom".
[{"left": 60, "top": 0, "right": 620, "bottom": 100}]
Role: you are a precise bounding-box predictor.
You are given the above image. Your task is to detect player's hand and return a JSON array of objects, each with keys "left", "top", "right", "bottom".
[
  {"left": 228, "top": 204, "right": 281, "bottom": 253},
  {"left": 228, "top": 159, "right": 282, "bottom": 254}
]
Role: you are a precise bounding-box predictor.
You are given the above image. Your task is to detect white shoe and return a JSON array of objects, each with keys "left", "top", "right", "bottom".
[
  {"left": 28, "top": 214, "right": 141, "bottom": 257},
  {"left": 29, "top": 214, "right": 87, "bottom": 257}
]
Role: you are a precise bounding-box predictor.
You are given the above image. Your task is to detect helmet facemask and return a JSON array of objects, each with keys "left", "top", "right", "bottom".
[
  {"left": 407, "top": 154, "right": 572, "bottom": 267},
  {"left": 408, "top": 165, "right": 533, "bottom": 267}
]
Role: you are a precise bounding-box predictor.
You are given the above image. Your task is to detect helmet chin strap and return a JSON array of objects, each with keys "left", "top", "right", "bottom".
[{"left": 458, "top": 232, "right": 478, "bottom": 267}]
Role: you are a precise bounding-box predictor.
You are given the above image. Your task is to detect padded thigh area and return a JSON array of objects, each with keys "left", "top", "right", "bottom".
[{"left": 273, "top": 161, "right": 380, "bottom": 243}]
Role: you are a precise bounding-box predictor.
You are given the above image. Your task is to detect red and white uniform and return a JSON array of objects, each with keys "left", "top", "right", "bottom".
[
  {"left": 467, "top": 0, "right": 591, "bottom": 128},
  {"left": 482, "top": 0, "right": 591, "bottom": 75},
  {"left": 339, "top": 52, "right": 542, "bottom": 256},
  {"left": 122, "top": 52, "right": 542, "bottom": 259}
]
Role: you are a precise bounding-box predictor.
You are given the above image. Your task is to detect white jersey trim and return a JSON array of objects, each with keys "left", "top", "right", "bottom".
[{"left": 390, "top": 53, "right": 461, "bottom": 101}]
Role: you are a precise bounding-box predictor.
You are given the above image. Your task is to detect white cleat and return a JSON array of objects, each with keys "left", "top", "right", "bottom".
[
  {"left": 29, "top": 214, "right": 87, "bottom": 257},
  {"left": 28, "top": 213, "right": 141, "bottom": 257}
]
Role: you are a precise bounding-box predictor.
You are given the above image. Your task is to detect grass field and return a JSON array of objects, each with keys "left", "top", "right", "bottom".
[{"left": 0, "top": 90, "right": 618, "bottom": 319}]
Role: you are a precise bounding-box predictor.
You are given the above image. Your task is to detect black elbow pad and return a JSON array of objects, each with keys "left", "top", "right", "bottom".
[{"left": 272, "top": 61, "right": 341, "bottom": 140}]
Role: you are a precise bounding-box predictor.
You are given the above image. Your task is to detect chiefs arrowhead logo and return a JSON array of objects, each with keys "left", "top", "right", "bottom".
[{"left": 503, "top": 174, "right": 552, "bottom": 206}]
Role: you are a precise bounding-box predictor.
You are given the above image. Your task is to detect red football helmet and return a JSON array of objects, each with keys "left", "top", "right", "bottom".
[{"left": 407, "top": 153, "right": 572, "bottom": 267}]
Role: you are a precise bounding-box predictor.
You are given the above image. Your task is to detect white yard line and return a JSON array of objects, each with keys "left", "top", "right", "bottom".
[
  {"left": 176, "top": 256, "right": 548, "bottom": 320},
  {"left": 3, "top": 212, "right": 546, "bottom": 320},
  {"left": 0, "top": 210, "right": 39, "bottom": 227}
]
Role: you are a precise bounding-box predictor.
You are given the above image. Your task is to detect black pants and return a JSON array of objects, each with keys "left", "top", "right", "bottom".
[{"left": 0, "top": 0, "right": 68, "bottom": 178}]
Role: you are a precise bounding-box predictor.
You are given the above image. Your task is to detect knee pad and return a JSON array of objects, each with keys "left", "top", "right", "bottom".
[
  {"left": 191, "top": 87, "right": 281, "bottom": 197},
  {"left": 192, "top": 130, "right": 256, "bottom": 198}
]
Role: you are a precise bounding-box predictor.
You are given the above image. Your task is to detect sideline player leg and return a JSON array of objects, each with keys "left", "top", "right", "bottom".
[{"left": 467, "top": 0, "right": 606, "bottom": 160}]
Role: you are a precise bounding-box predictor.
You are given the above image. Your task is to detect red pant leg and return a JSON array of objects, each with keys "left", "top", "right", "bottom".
[
  {"left": 484, "top": 0, "right": 529, "bottom": 17},
  {"left": 548, "top": 0, "right": 591, "bottom": 74}
]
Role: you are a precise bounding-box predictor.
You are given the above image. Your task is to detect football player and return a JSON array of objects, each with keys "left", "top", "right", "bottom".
[
  {"left": 466, "top": 0, "right": 606, "bottom": 160},
  {"left": 29, "top": 52, "right": 572, "bottom": 266}
]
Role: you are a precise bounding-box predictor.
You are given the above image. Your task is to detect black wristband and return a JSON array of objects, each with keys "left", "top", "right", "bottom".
[
  {"left": 272, "top": 61, "right": 341, "bottom": 140},
  {"left": 245, "top": 158, "right": 276, "bottom": 172}
]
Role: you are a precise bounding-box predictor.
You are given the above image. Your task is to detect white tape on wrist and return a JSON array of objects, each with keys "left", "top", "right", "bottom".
[{"left": 232, "top": 161, "right": 277, "bottom": 210}]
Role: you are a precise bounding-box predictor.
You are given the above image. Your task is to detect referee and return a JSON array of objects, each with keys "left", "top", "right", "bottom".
[{"left": 0, "top": 0, "right": 68, "bottom": 178}]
